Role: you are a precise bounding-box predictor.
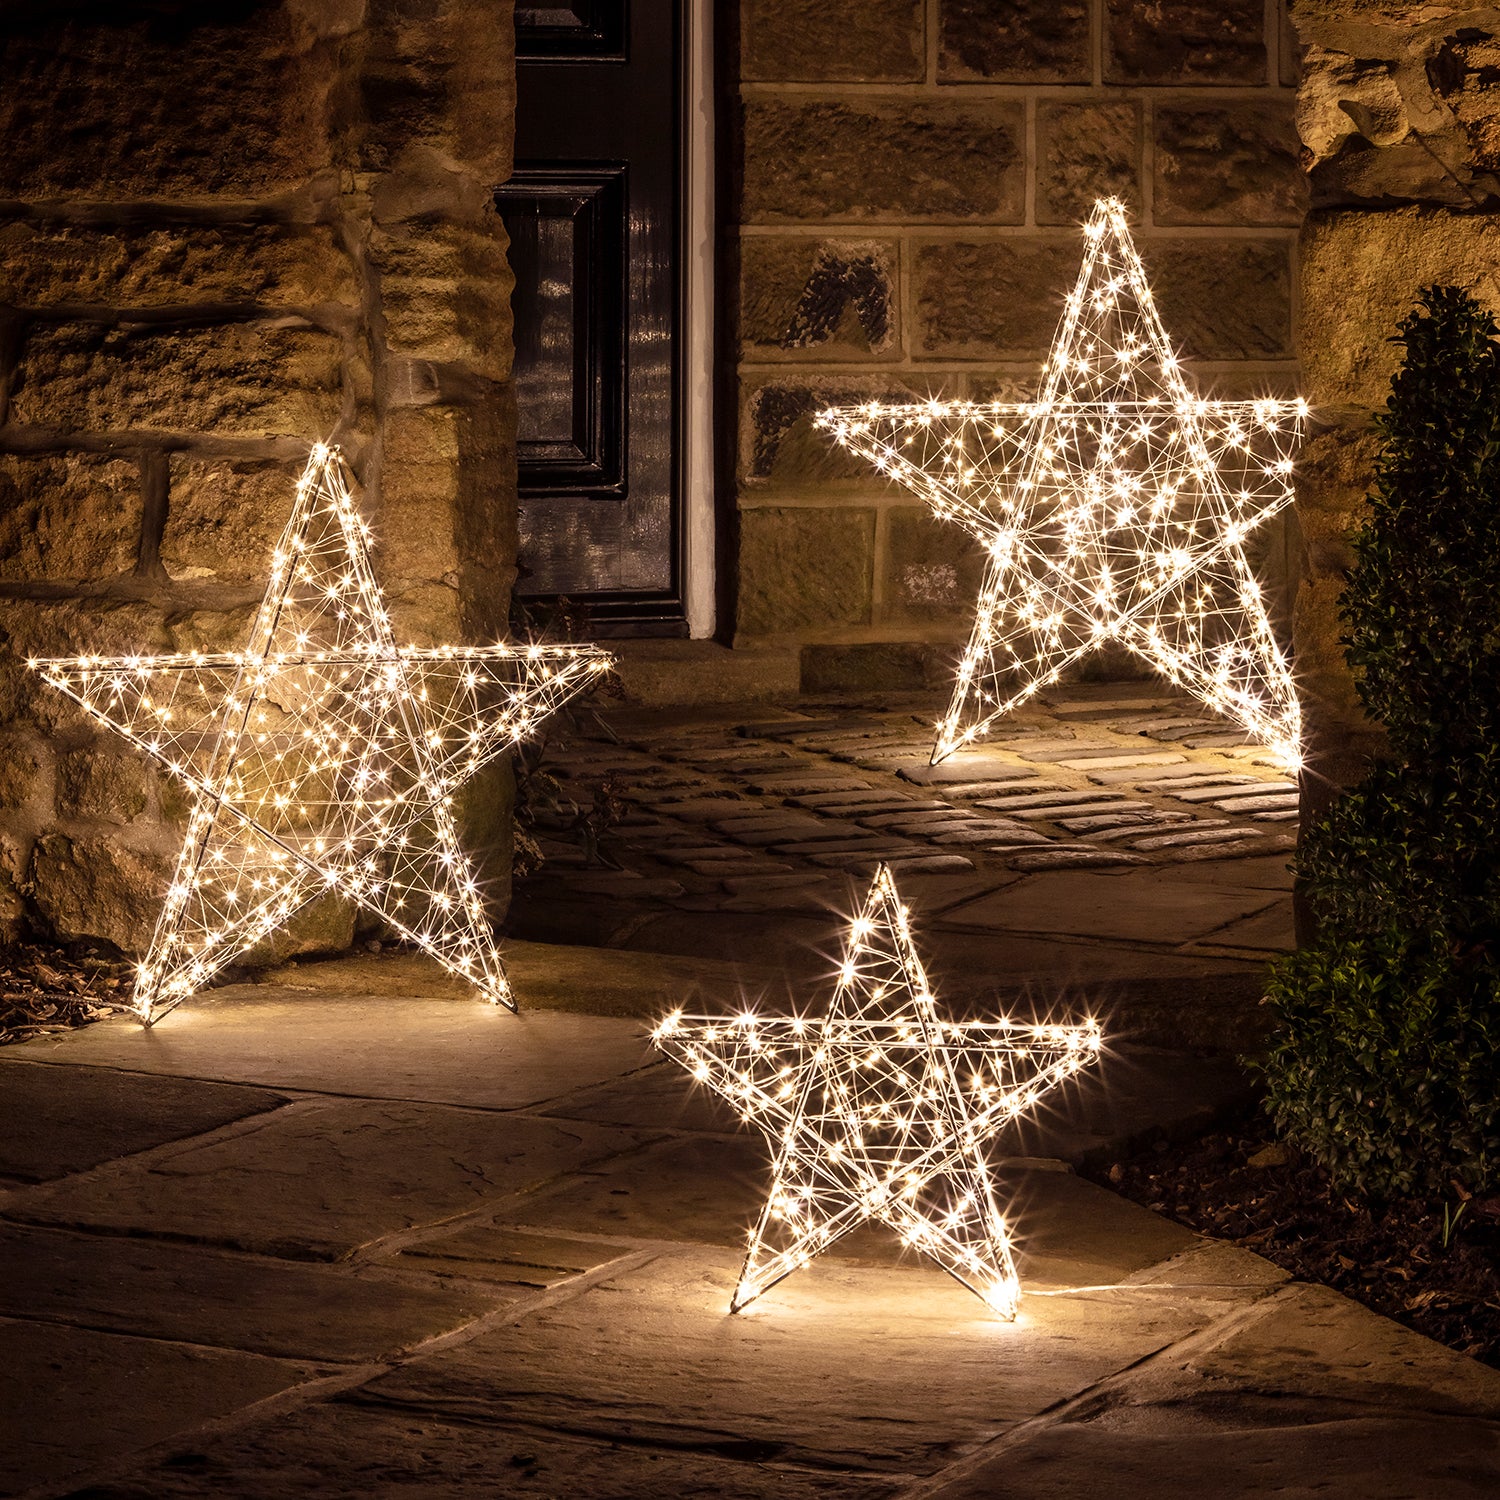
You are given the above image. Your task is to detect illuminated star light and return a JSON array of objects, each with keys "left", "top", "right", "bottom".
[
  {"left": 817, "top": 197, "right": 1307, "bottom": 769},
  {"left": 653, "top": 864, "right": 1102, "bottom": 1318},
  {"left": 32, "top": 444, "right": 613, "bottom": 1024}
]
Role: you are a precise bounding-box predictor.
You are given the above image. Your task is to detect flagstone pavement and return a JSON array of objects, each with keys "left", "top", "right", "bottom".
[{"left": 1, "top": 682, "right": 1496, "bottom": 1496}]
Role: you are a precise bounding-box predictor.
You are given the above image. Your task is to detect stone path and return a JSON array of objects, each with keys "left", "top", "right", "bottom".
[
  {"left": 1, "top": 967, "right": 1496, "bottom": 1498},
  {"left": 514, "top": 682, "right": 1300, "bottom": 1049}
]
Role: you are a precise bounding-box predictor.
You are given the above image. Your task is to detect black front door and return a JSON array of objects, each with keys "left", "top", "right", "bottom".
[{"left": 502, "top": 0, "right": 685, "bottom": 632}]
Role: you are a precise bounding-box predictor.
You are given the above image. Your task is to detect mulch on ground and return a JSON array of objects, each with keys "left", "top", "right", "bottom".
[
  {"left": 0, "top": 943, "right": 130, "bottom": 1045},
  {"left": 1092, "top": 1113, "right": 1500, "bottom": 1368}
]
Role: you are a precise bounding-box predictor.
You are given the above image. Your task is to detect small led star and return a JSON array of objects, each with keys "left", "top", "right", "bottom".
[
  {"left": 32, "top": 444, "right": 613, "bottom": 1024},
  {"left": 653, "top": 864, "right": 1102, "bottom": 1318},
  {"left": 817, "top": 197, "right": 1306, "bottom": 769}
]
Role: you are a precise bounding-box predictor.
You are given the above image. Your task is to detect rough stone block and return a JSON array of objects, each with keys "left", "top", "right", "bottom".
[
  {"left": 743, "top": 0, "right": 924, "bottom": 81},
  {"left": 742, "top": 99, "right": 1025, "bottom": 223},
  {"left": 1105, "top": 0, "right": 1266, "bottom": 84},
  {"left": 369, "top": 219, "right": 513, "bottom": 379},
  {"left": 30, "top": 832, "right": 173, "bottom": 952},
  {"left": 1037, "top": 103, "right": 1142, "bottom": 226},
  {"left": 0, "top": 18, "right": 335, "bottom": 198},
  {"left": 742, "top": 376, "right": 920, "bottom": 489},
  {"left": 914, "top": 239, "right": 1079, "bottom": 358},
  {"left": 737, "top": 507, "right": 875, "bottom": 636},
  {"left": 801, "top": 641, "right": 954, "bottom": 693},
  {"left": 1155, "top": 101, "right": 1307, "bottom": 226},
  {"left": 1149, "top": 240, "right": 1293, "bottom": 360},
  {"left": 162, "top": 458, "right": 300, "bottom": 585},
  {"left": 740, "top": 237, "right": 900, "bottom": 361},
  {"left": 939, "top": 0, "right": 1091, "bottom": 83},
  {"left": 0, "top": 738, "right": 48, "bottom": 816},
  {"left": 1301, "top": 208, "right": 1500, "bottom": 408},
  {"left": 12, "top": 323, "right": 344, "bottom": 439},
  {"left": 880, "top": 506, "right": 985, "bottom": 624},
  {"left": 1294, "top": 425, "right": 1379, "bottom": 576},
  {"left": 0, "top": 224, "right": 357, "bottom": 310},
  {"left": 1294, "top": 571, "right": 1379, "bottom": 774},
  {"left": 0, "top": 453, "right": 140, "bottom": 581},
  {"left": 55, "top": 745, "right": 152, "bottom": 825}
]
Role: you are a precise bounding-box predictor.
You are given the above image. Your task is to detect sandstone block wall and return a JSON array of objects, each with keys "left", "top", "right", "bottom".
[
  {"left": 733, "top": 0, "right": 1307, "bottom": 690},
  {"left": 0, "top": 2, "right": 518, "bottom": 953},
  {"left": 1290, "top": 1, "right": 1500, "bottom": 806}
]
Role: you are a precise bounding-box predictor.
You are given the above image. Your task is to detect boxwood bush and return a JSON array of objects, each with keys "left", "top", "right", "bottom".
[{"left": 1261, "top": 286, "right": 1500, "bottom": 1199}]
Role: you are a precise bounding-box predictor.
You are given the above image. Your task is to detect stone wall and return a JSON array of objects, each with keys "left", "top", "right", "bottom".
[
  {"left": 0, "top": 2, "right": 518, "bottom": 953},
  {"left": 733, "top": 0, "right": 1307, "bottom": 691},
  {"left": 1290, "top": 1, "right": 1500, "bottom": 807}
]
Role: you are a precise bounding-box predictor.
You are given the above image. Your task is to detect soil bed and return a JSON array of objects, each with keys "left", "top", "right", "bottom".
[{"left": 1089, "top": 1112, "right": 1500, "bottom": 1368}]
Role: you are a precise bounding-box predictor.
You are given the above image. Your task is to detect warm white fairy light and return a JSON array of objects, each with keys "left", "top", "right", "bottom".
[
  {"left": 817, "top": 198, "right": 1306, "bottom": 769},
  {"left": 31, "top": 444, "right": 613, "bottom": 1024},
  {"left": 653, "top": 863, "right": 1102, "bottom": 1318}
]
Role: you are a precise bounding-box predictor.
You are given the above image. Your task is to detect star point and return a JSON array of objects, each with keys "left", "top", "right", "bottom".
[
  {"left": 654, "top": 864, "right": 1102, "bottom": 1318},
  {"left": 33, "top": 445, "right": 613, "bottom": 1024},
  {"left": 819, "top": 198, "right": 1305, "bottom": 770}
]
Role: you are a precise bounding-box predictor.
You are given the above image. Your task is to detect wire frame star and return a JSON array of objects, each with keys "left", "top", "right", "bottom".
[
  {"left": 32, "top": 444, "right": 613, "bottom": 1024},
  {"left": 817, "top": 197, "right": 1307, "bottom": 768},
  {"left": 653, "top": 864, "right": 1102, "bottom": 1317}
]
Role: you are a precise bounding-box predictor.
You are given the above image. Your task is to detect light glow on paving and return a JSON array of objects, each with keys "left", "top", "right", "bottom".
[
  {"left": 817, "top": 198, "right": 1305, "bottom": 770},
  {"left": 32, "top": 444, "right": 613, "bottom": 1024},
  {"left": 654, "top": 863, "right": 1102, "bottom": 1318}
]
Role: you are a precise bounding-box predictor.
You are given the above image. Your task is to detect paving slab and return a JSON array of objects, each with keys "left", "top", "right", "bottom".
[
  {"left": 80, "top": 1404, "right": 902, "bottom": 1500},
  {"left": 392, "top": 1225, "right": 631, "bottom": 1288},
  {"left": 0, "top": 1059, "right": 286, "bottom": 1183},
  {"left": 0, "top": 1318, "right": 306, "bottom": 1496},
  {"left": 8, "top": 1102, "right": 649, "bottom": 1260},
  {"left": 927, "top": 1283, "right": 1500, "bottom": 1499},
  {"left": 355, "top": 1248, "right": 1234, "bottom": 1477},
  {"left": 943, "top": 870, "right": 1284, "bottom": 944},
  {"left": 0, "top": 1223, "right": 502, "bottom": 1362},
  {"left": 4, "top": 971, "right": 664, "bottom": 1109}
]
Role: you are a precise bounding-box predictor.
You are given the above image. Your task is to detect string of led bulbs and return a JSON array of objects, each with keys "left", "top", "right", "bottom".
[{"left": 33, "top": 444, "right": 612, "bottom": 1024}]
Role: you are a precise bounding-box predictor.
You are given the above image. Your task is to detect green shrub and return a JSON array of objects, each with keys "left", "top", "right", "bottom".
[{"left": 1261, "top": 286, "right": 1500, "bottom": 1199}]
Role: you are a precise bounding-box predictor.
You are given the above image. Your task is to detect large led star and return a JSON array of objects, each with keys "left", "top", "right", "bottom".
[
  {"left": 653, "top": 864, "right": 1102, "bottom": 1317},
  {"left": 32, "top": 445, "right": 613, "bottom": 1024},
  {"left": 818, "top": 198, "right": 1307, "bottom": 768}
]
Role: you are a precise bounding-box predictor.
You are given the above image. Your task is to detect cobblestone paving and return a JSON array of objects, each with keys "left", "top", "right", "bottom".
[{"left": 524, "top": 683, "right": 1299, "bottom": 913}]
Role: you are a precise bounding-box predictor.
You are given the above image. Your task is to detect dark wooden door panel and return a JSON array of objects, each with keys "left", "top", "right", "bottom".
[{"left": 507, "top": 0, "right": 684, "bottom": 630}]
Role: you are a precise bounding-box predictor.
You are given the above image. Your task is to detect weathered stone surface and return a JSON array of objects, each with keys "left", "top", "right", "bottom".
[
  {"left": 5, "top": 982, "right": 659, "bottom": 1108},
  {"left": 738, "top": 507, "right": 875, "bottom": 636},
  {"left": 743, "top": 0, "right": 923, "bottom": 81},
  {"left": 1301, "top": 208, "right": 1500, "bottom": 408},
  {"left": 361, "top": 1249, "right": 1228, "bottom": 1475},
  {"left": 945, "top": 869, "right": 1284, "bottom": 943},
  {"left": 1154, "top": 101, "right": 1307, "bottom": 226},
  {"left": 0, "top": 452, "right": 140, "bottom": 580},
  {"left": 939, "top": 0, "right": 1091, "bottom": 83},
  {"left": 1037, "top": 103, "right": 1142, "bottom": 226},
  {"left": 0, "top": 1320, "right": 305, "bottom": 1497},
  {"left": 241, "top": 889, "right": 358, "bottom": 968},
  {"left": 369, "top": 219, "right": 513, "bottom": 378},
  {"left": 162, "top": 457, "right": 299, "bottom": 583},
  {"left": 881, "top": 506, "right": 985, "bottom": 625},
  {"left": 915, "top": 239, "right": 1080, "bottom": 358},
  {"left": 742, "top": 99, "right": 1026, "bottom": 223},
  {"left": 30, "top": 832, "right": 173, "bottom": 950},
  {"left": 0, "top": 1058, "right": 286, "bottom": 1182},
  {"left": 1106, "top": 0, "right": 1266, "bottom": 84},
  {"left": 88, "top": 1403, "right": 898, "bottom": 1500},
  {"left": 0, "top": 736, "right": 48, "bottom": 815},
  {"left": 801, "top": 642, "right": 952, "bottom": 694},
  {"left": 12, "top": 323, "right": 344, "bottom": 437},
  {"left": 1149, "top": 240, "right": 1293, "bottom": 359},
  {"left": 12, "top": 1100, "right": 645, "bottom": 1260},
  {"left": 395, "top": 1224, "right": 628, "bottom": 1286},
  {"left": 1294, "top": 424, "right": 1379, "bottom": 576},
  {"left": 740, "top": 237, "right": 900, "bottom": 360},
  {"left": 742, "top": 377, "right": 919, "bottom": 488},
  {"left": 0, "top": 17, "right": 336, "bottom": 198},
  {"left": 0, "top": 223, "right": 357, "bottom": 309},
  {"left": 0, "top": 1223, "right": 501, "bottom": 1361},
  {"left": 54, "top": 744, "right": 152, "bottom": 823}
]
